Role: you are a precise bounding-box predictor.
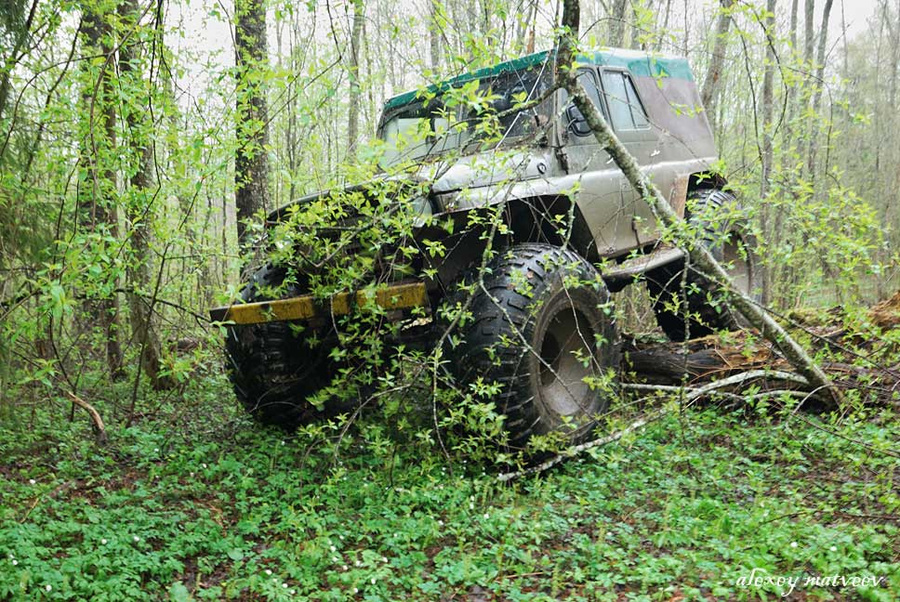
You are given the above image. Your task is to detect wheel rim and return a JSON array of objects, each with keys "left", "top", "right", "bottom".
[
  {"left": 723, "top": 233, "right": 752, "bottom": 295},
  {"left": 538, "top": 308, "right": 594, "bottom": 417}
]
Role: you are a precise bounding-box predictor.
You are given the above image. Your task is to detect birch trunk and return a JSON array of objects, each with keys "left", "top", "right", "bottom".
[
  {"left": 557, "top": 0, "right": 843, "bottom": 406},
  {"left": 609, "top": 0, "right": 627, "bottom": 47},
  {"left": 347, "top": 0, "right": 365, "bottom": 159},
  {"left": 700, "top": 0, "right": 736, "bottom": 133},
  {"left": 805, "top": 0, "right": 834, "bottom": 179}
]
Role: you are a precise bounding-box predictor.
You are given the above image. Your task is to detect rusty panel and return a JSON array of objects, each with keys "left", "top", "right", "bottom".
[
  {"left": 669, "top": 176, "right": 688, "bottom": 218},
  {"left": 210, "top": 282, "right": 428, "bottom": 325}
]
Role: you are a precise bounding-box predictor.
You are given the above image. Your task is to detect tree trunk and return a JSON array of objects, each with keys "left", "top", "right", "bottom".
[
  {"left": 700, "top": 0, "right": 736, "bottom": 133},
  {"left": 118, "top": 0, "right": 173, "bottom": 391},
  {"left": 657, "top": 0, "right": 673, "bottom": 52},
  {"left": 887, "top": 0, "right": 900, "bottom": 257},
  {"left": 804, "top": 0, "right": 815, "bottom": 64},
  {"left": 525, "top": 0, "right": 539, "bottom": 54},
  {"left": 428, "top": 0, "right": 442, "bottom": 71},
  {"left": 795, "top": 0, "right": 815, "bottom": 170},
  {"left": 234, "top": 0, "right": 271, "bottom": 249},
  {"left": 805, "top": 0, "right": 834, "bottom": 179},
  {"left": 79, "top": 7, "right": 124, "bottom": 380},
  {"left": 0, "top": 0, "right": 38, "bottom": 126},
  {"left": 759, "top": 0, "right": 777, "bottom": 306},
  {"left": 781, "top": 0, "right": 799, "bottom": 158},
  {"left": 760, "top": 0, "right": 776, "bottom": 199},
  {"left": 609, "top": 0, "right": 627, "bottom": 47},
  {"left": 557, "top": 0, "right": 843, "bottom": 406},
  {"left": 347, "top": 0, "right": 365, "bottom": 160}
]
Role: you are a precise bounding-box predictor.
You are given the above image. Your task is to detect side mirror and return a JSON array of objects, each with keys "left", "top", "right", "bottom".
[{"left": 566, "top": 104, "right": 592, "bottom": 137}]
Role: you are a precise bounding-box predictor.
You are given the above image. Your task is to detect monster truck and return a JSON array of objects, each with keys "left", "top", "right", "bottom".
[{"left": 210, "top": 48, "right": 756, "bottom": 448}]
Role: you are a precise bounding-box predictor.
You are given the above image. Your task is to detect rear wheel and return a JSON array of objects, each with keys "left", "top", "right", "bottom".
[
  {"left": 447, "top": 244, "right": 619, "bottom": 451},
  {"left": 224, "top": 265, "right": 343, "bottom": 427},
  {"left": 646, "top": 188, "right": 757, "bottom": 341}
]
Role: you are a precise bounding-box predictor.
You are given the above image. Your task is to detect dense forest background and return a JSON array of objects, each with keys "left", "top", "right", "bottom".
[
  {"left": 1, "top": 1, "right": 898, "bottom": 600},
  {"left": 1, "top": 0, "right": 898, "bottom": 396}
]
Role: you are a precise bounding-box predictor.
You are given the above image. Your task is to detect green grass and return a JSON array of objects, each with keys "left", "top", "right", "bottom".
[{"left": 0, "top": 373, "right": 897, "bottom": 601}]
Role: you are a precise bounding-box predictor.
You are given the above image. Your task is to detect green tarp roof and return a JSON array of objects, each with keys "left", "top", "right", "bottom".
[{"left": 382, "top": 48, "right": 693, "bottom": 112}]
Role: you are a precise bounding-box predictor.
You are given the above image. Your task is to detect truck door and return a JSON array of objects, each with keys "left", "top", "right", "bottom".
[
  {"left": 598, "top": 68, "right": 661, "bottom": 246},
  {"left": 561, "top": 69, "right": 636, "bottom": 256}
]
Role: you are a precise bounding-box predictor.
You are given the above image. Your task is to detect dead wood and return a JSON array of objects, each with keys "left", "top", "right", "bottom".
[
  {"left": 497, "top": 410, "right": 667, "bottom": 482},
  {"left": 65, "top": 391, "right": 108, "bottom": 445},
  {"left": 620, "top": 303, "right": 900, "bottom": 410},
  {"left": 622, "top": 333, "right": 785, "bottom": 385}
]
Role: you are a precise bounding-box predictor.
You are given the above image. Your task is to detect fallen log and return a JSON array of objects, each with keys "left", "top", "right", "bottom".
[
  {"left": 622, "top": 332, "right": 784, "bottom": 386},
  {"left": 620, "top": 293, "right": 900, "bottom": 410}
]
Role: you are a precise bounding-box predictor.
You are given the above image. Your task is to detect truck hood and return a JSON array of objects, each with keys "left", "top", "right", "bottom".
[
  {"left": 424, "top": 148, "right": 552, "bottom": 194},
  {"left": 266, "top": 148, "right": 553, "bottom": 225}
]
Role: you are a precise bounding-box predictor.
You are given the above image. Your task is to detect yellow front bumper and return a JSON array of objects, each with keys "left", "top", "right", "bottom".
[{"left": 209, "top": 282, "right": 428, "bottom": 325}]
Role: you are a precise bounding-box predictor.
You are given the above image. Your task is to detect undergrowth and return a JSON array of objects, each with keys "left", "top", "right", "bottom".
[{"left": 0, "top": 365, "right": 897, "bottom": 601}]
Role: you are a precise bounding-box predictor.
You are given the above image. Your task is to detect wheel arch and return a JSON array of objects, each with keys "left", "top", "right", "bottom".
[
  {"left": 503, "top": 195, "right": 600, "bottom": 263},
  {"left": 687, "top": 171, "right": 728, "bottom": 194},
  {"left": 429, "top": 194, "right": 601, "bottom": 294}
]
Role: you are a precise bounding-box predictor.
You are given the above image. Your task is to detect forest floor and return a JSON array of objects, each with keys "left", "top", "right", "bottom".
[{"left": 1, "top": 305, "right": 898, "bottom": 601}]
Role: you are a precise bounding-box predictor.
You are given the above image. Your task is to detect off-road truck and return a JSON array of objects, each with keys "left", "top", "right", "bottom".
[{"left": 211, "top": 48, "right": 755, "bottom": 448}]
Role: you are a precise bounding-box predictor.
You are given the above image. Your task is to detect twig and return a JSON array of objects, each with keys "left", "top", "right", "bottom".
[
  {"left": 623, "top": 369, "right": 811, "bottom": 401},
  {"left": 65, "top": 391, "right": 108, "bottom": 445},
  {"left": 497, "top": 410, "right": 667, "bottom": 482}
]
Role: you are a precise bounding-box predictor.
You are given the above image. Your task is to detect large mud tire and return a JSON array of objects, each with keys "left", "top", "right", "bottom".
[
  {"left": 646, "top": 188, "right": 757, "bottom": 341},
  {"left": 224, "top": 265, "right": 343, "bottom": 427},
  {"left": 447, "top": 244, "right": 619, "bottom": 451}
]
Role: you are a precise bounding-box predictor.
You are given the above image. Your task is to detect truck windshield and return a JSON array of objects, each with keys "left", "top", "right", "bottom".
[{"left": 379, "top": 64, "right": 553, "bottom": 167}]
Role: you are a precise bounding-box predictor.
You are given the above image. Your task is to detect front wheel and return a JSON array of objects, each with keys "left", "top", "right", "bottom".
[{"left": 446, "top": 244, "right": 620, "bottom": 451}]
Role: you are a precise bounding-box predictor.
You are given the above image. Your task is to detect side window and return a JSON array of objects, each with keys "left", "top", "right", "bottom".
[
  {"left": 565, "top": 70, "right": 606, "bottom": 136},
  {"left": 601, "top": 71, "right": 649, "bottom": 130}
]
